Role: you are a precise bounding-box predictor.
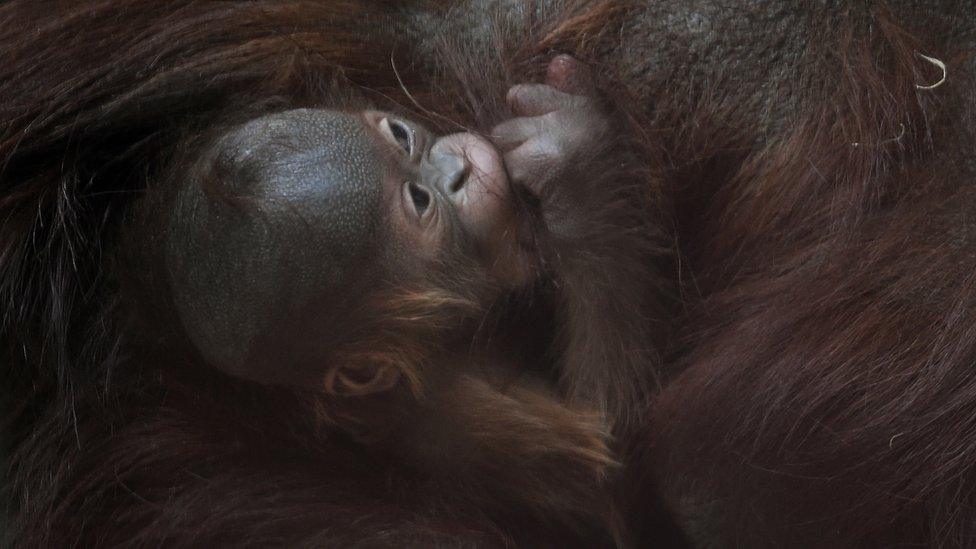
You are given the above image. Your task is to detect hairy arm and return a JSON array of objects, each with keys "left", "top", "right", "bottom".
[{"left": 493, "top": 56, "right": 664, "bottom": 431}]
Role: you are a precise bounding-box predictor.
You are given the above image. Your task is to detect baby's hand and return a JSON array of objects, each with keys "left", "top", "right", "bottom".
[{"left": 492, "top": 55, "right": 610, "bottom": 198}]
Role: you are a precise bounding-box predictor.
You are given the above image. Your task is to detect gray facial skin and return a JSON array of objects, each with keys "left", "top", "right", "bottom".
[
  {"left": 165, "top": 109, "right": 389, "bottom": 385},
  {"left": 163, "top": 107, "right": 527, "bottom": 388}
]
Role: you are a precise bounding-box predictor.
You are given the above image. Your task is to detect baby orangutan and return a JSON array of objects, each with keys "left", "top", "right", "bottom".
[{"left": 123, "top": 54, "right": 657, "bottom": 545}]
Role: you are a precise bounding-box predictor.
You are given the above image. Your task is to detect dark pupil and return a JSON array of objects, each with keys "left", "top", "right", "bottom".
[
  {"left": 390, "top": 120, "right": 412, "bottom": 153},
  {"left": 409, "top": 182, "right": 430, "bottom": 215}
]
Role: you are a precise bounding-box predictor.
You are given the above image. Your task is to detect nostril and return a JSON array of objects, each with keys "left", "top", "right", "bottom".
[
  {"left": 449, "top": 174, "right": 464, "bottom": 194},
  {"left": 447, "top": 160, "right": 470, "bottom": 195},
  {"left": 427, "top": 139, "right": 473, "bottom": 197}
]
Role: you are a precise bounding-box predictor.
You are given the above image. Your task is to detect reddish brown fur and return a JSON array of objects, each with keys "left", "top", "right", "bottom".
[
  {"left": 638, "top": 5, "right": 976, "bottom": 547},
  {"left": 0, "top": 1, "right": 657, "bottom": 546},
  {"left": 4, "top": 0, "right": 976, "bottom": 547}
]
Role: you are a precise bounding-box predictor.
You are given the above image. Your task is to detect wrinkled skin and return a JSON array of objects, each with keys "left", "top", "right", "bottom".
[{"left": 494, "top": 55, "right": 609, "bottom": 197}]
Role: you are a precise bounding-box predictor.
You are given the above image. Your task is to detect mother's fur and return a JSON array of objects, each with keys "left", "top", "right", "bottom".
[{"left": 3, "top": 0, "right": 976, "bottom": 547}]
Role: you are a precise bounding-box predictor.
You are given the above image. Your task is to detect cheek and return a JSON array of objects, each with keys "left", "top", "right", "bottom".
[
  {"left": 466, "top": 145, "right": 513, "bottom": 234},
  {"left": 464, "top": 138, "right": 507, "bottom": 193}
]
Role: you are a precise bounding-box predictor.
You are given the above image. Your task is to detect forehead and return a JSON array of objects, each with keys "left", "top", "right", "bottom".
[
  {"left": 217, "top": 108, "right": 380, "bottom": 194},
  {"left": 211, "top": 108, "right": 387, "bottom": 243}
]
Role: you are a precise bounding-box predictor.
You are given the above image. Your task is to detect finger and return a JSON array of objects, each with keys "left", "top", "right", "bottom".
[
  {"left": 506, "top": 83, "right": 576, "bottom": 117},
  {"left": 504, "top": 140, "right": 558, "bottom": 196},
  {"left": 504, "top": 143, "right": 541, "bottom": 194},
  {"left": 545, "top": 54, "right": 595, "bottom": 96},
  {"left": 491, "top": 116, "right": 543, "bottom": 151}
]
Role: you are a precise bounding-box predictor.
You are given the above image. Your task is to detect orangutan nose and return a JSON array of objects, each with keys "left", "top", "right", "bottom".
[{"left": 426, "top": 145, "right": 470, "bottom": 198}]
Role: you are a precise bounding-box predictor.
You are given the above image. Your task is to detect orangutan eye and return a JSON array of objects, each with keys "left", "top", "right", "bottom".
[
  {"left": 380, "top": 117, "right": 414, "bottom": 155},
  {"left": 407, "top": 182, "right": 431, "bottom": 217}
]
